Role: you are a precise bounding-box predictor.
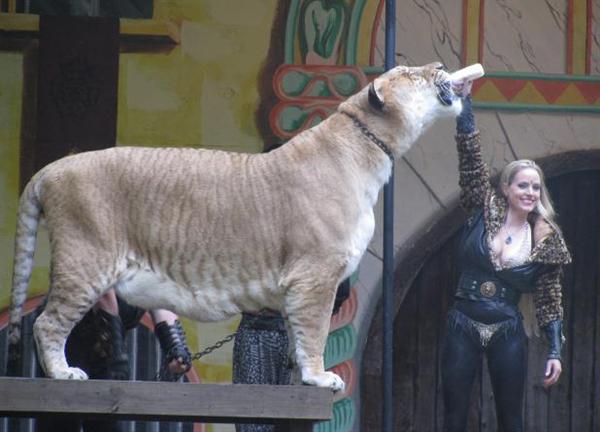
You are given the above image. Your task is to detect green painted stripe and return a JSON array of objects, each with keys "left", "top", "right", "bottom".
[
  {"left": 474, "top": 101, "right": 600, "bottom": 113},
  {"left": 360, "top": 68, "right": 600, "bottom": 83},
  {"left": 314, "top": 398, "right": 356, "bottom": 432},
  {"left": 324, "top": 325, "right": 356, "bottom": 369},
  {"left": 285, "top": 0, "right": 302, "bottom": 64},
  {"left": 481, "top": 71, "right": 600, "bottom": 82},
  {"left": 345, "top": 0, "right": 366, "bottom": 65},
  {"left": 363, "top": 65, "right": 384, "bottom": 76}
]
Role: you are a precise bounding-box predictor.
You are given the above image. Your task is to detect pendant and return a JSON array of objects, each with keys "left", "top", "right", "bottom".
[{"left": 505, "top": 235, "right": 512, "bottom": 245}]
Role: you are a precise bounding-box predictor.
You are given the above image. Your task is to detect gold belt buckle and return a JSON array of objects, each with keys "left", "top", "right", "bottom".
[{"left": 480, "top": 281, "right": 497, "bottom": 297}]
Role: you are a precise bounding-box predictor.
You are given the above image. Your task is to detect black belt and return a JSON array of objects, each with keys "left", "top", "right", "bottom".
[{"left": 455, "top": 271, "right": 521, "bottom": 305}]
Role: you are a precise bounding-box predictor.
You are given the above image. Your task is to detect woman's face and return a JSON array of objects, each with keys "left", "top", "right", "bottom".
[{"left": 503, "top": 167, "right": 541, "bottom": 215}]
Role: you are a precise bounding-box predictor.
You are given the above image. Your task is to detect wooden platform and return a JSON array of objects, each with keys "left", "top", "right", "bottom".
[{"left": 0, "top": 377, "right": 333, "bottom": 431}]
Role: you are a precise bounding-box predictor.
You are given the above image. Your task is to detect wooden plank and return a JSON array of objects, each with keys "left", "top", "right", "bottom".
[
  {"left": 547, "top": 173, "right": 576, "bottom": 432},
  {"left": 566, "top": 175, "right": 596, "bottom": 432},
  {"left": 595, "top": 175, "right": 600, "bottom": 432},
  {"left": 394, "top": 281, "right": 418, "bottom": 431},
  {"left": 0, "top": 378, "right": 333, "bottom": 423},
  {"left": 436, "top": 238, "right": 459, "bottom": 431},
  {"left": 414, "top": 260, "right": 441, "bottom": 432},
  {"left": 525, "top": 335, "right": 548, "bottom": 432}
]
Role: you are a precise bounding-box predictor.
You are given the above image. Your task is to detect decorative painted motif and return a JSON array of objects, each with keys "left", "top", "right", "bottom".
[
  {"left": 270, "top": 65, "right": 367, "bottom": 139},
  {"left": 314, "top": 398, "right": 356, "bottom": 432},
  {"left": 472, "top": 73, "right": 600, "bottom": 112},
  {"left": 328, "top": 360, "right": 357, "bottom": 397},
  {"left": 329, "top": 285, "right": 357, "bottom": 332},
  {"left": 274, "top": 2, "right": 383, "bottom": 430},
  {"left": 299, "top": 0, "right": 347, "bottom": 64},
  {"left": 463, "top": 0, "right": 599, "bottom": 112},
  {"left": 324, "top": 325, "right": 356, "bottom": 369}
]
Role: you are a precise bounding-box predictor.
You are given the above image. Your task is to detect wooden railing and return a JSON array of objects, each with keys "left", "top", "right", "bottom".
[{"left": 0, "top": 377, "right": 333, "bottom": 432}]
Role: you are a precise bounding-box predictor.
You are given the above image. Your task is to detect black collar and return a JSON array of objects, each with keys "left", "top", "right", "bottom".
[{"left": 341, "top": 110, "right": 394, "bottom": 163}]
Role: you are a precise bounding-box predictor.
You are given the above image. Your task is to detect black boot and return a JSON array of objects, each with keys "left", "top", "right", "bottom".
[
  {"left": 154, "top": 320, "right": 192, "bottom": 381},
  {"left": 88, "top": 309, "right": 130, "bottom": 380}
]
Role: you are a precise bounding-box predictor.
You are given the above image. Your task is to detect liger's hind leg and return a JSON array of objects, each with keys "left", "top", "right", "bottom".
[
  {"left": 283, "top": 275, "right": 345, "bottom": 392},
  {"left": 34, "top": 273, "right": 110, "bottom": 379}
]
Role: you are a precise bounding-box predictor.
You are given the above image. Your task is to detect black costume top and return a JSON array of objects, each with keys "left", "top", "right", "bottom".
[{"left": 454, "top": 209, "right": 541, "bottom": 324}]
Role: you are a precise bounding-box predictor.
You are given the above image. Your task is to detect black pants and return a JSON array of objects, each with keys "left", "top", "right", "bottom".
[{"left": 442, "top": 309, "right": 527, "bottom": 432}]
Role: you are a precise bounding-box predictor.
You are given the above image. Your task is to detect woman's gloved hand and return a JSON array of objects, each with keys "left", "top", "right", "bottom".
[
  {"left": 456, "top": 95, "right": 475, "bottom": 135},
  {"left": 542, "top": 320, "right": 564, "bottom": 388},
  {"left": 155, "top": 320, "right": 192, "bottom": 381},
  {"left": 543, "top": 319, "right": 564, "bottom": 360}
]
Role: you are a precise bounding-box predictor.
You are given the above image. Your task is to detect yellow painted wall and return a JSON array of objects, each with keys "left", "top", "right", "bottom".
[
  {"left": 118, "top": 1, "right": 278, "bottom": 152},
  {"left": 0, "top": 53, "right": 24, "bottom": 309}
]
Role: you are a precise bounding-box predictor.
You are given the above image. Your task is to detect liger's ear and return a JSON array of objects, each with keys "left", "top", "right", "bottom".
[{"left": 368, "top": 81, "right": 385, "bottom": 110}]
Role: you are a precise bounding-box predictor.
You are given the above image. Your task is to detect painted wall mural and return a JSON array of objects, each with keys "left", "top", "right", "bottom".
[
  {"left": 266, "top": 2, "right": 384, "bottom": 430},
  {"left": 0, "top": 1, "right": 377, "bottom": 431},
  {"left": 464, "top": 0, "right": 600, "bottom": 112},
  {"left": 1, "top": 0, "right": 598, "bottom": 432}
]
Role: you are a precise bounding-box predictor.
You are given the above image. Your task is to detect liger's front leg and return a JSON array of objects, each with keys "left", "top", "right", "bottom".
[{"left": 284, "top": 279, "right": 345, "bottom": 392}]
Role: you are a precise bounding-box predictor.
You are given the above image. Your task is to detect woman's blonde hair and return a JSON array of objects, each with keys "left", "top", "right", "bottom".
[{"left": 499, "top": 159, "right": 560, "bottom": 233}]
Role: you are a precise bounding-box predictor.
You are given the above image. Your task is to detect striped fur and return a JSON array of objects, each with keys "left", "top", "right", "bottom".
[{"left": 8, "top": 63, "right": 462, "bottom": 389}]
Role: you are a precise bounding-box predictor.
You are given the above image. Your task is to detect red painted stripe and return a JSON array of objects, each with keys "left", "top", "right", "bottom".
[
  {"left": 330, "top": 287, "right": 358, "bottom": 331},
  {"left": 370, "top": 0, "right": 385, "bottom": 66},
  {"left": 0, "top": 295, "right": 45, "bottom": 329},
  {"left": 327, "top": 360, "right": 356, "bottom": 398}
]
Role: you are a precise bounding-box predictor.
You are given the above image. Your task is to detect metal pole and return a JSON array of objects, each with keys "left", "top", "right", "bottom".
[{"left": 383, "top": 1, "right": 396, "bottom": 431}]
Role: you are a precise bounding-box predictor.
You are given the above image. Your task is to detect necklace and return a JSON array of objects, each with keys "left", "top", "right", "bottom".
[{"left": 504, "top": 221, "right": 528, "bottom": 245}]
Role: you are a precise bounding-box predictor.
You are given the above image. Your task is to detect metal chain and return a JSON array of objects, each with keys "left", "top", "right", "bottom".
[
  {"left": 340, "top": 110, "right": 395, "bottom": 162},
  {"left": 190, "top": 330, "right": 238, "bottom": 361},
  {"left": 154, "top": 330, "right": 238, "bottom": 381},
  {"left": 153, "top": 310, "right": 276, "bottom": 381}
]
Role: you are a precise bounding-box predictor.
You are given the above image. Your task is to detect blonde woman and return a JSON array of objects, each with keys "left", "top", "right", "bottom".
[{"left": 442, "top": 87, "right": 571, "bottom": 432}]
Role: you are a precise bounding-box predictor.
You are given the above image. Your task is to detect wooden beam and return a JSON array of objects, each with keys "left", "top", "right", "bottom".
[
  {"left": 0, "top": 378, "right": 333, "bottom": 426},
  {"left": 0, "top": 14, "right": 180, "bottom": 44}
]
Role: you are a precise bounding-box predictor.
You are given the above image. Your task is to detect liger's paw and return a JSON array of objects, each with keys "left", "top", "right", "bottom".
[
  {"left": 51, "top": 367, "right": 89, "bottom": 380},
  {"left": 303, "top": 371, "right": 345, "bottom": 392}
]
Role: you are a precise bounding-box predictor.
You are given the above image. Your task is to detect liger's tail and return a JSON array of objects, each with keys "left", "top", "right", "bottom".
[{"left": 8, "top": 177, "right": 43, "bottom": 347}]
